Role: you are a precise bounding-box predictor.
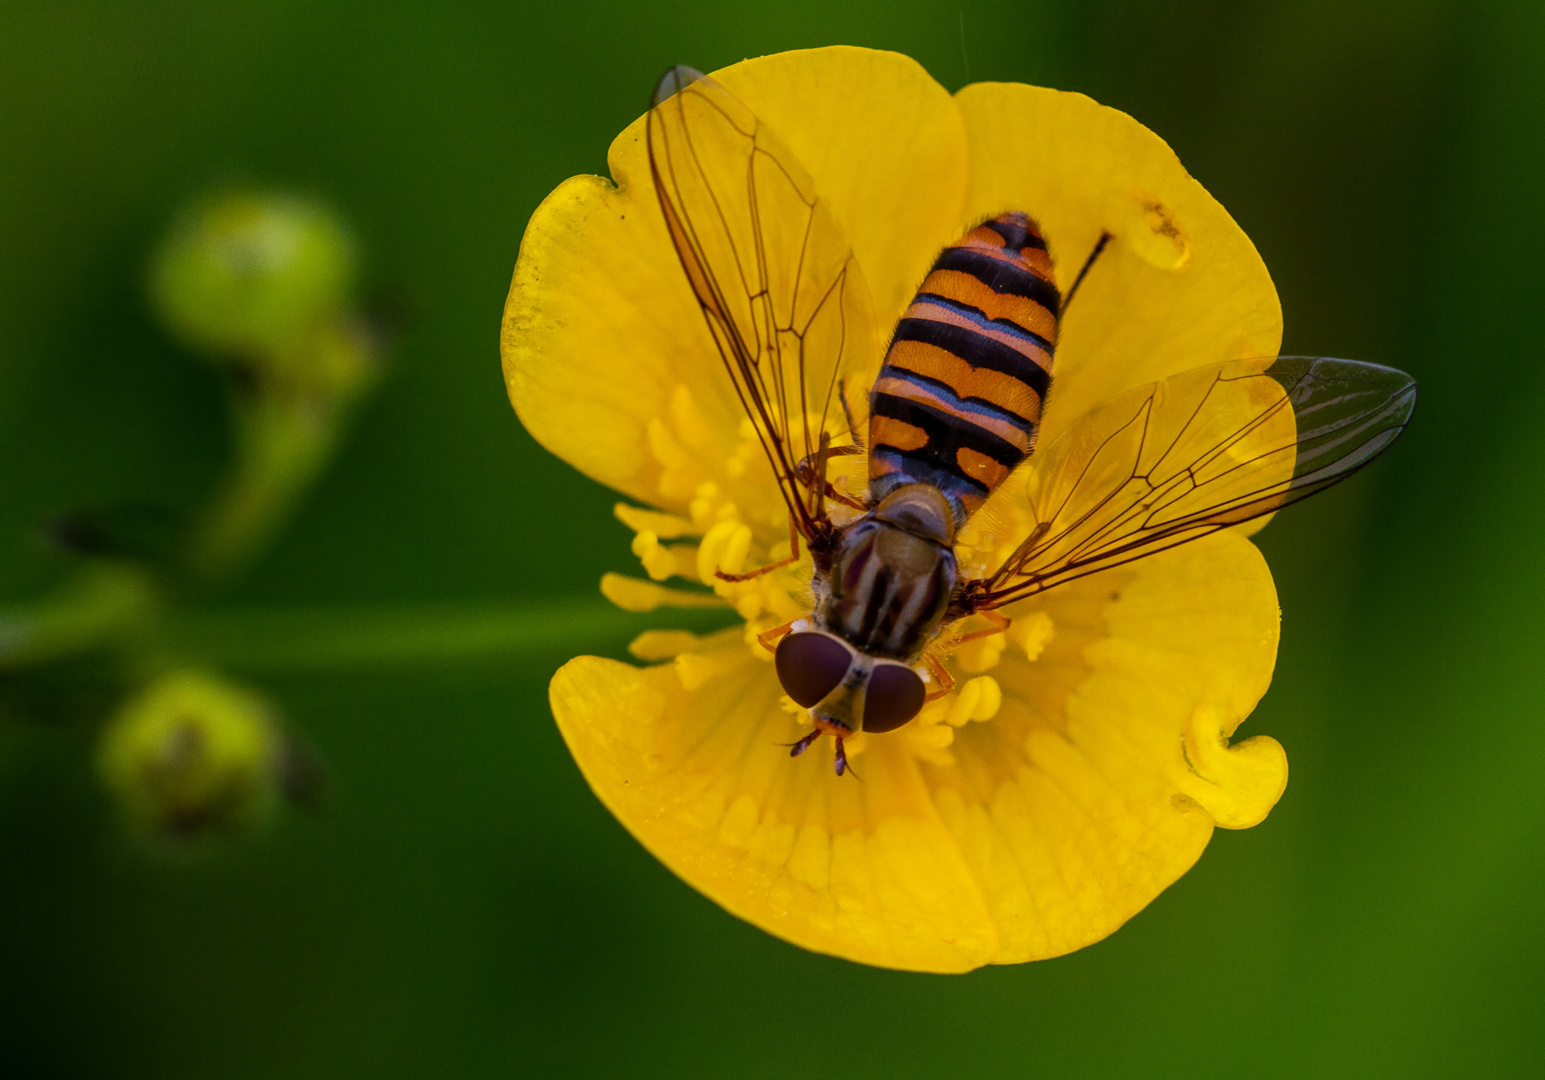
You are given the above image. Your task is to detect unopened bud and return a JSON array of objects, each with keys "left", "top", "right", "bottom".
[
  {"left": 97, "top": 670, "right": 281, "bottom": 840},
  {"left": 149, "top": 190, "right": 356, "bottom": 363}
]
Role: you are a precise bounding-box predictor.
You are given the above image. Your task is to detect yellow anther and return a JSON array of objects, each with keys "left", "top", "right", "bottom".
[
  {"left": 946, "top": 676, "right": 1002, "bottom": 726},
  {"left": 725, "top": 419, "right": 763, "bottom": 479},
  {"left": 629, "top": 629, "right": 704, "bottom": 661},
  {"left": 631, "top": 528, "right": 660, "bottom": 562},
  {"left": 695, "top": 522, "right": 727, "bottom": 582},
  {"left": 614, "top": 503, "right": 695, "bottom": 539},
  {"left": 903, "top": 713, "right": 957, "bottom": 768},
  {"left": 779, "top": 694, "right": 809, "bottom": 718},
  {"left": 675, "top": 645, "right": 744, "bottom": 691},
  {"left": 1009, "top": 610, "right": 1055, "bottom": 661},
  {"left": 744, "top": 619, "right": 779, "bottom": 658},
  {"left": 767, "top": 586, "right": 807, "bottom": 621},
  {"left": 912, "top": 722, "right": 955, "bottom": 748},
  {"left": 944, "top": 690, "right": 973, "bottom": 727},
  {"left": 972, "top": 676, "right": 1003, "bottom": 719},
  {"left": 645, "top": 416, "right": 689, "bottom": 469},
  {"left": 721, "top": 523, "right": 752, "bottom": 575},
  {"left": 955, "top": 632, "right": 1007, "bottom": 674},
  {"left": 669, "top": 384, "right": 714, "bottom": 449},
  {"left": 689, "top": 481, "right": 720, "bottom": 528},
  {"left": 631, "top": 530, "right": 688, "bottom": 582},
  {"left": 599, "top": 573, "right": 726, "bottom": 613},
  {"left": 914, "top": 694, "right": 950, "bottom": 725},
  {"left": 697, "top": 520, "right": 750, "bottom": 583}
]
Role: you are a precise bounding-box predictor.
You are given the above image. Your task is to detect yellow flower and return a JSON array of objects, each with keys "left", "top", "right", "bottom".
[{"left": 501, "top": 46, "right": 1288, "bottom": 972}]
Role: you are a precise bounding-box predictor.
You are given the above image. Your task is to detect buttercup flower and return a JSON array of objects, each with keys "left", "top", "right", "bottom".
[{"left": 502, "top": 46, "right": 1288, "bottom": 972}]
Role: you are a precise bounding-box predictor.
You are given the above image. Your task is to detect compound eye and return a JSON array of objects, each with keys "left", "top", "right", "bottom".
[
  {"left": 862, "top": 663, "right": 926, "bottom": 733},
  {"left": 775, "top": 632, "right": 853, "bottom": 707}
]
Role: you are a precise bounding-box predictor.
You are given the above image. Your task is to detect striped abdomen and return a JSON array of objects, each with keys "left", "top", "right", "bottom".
[{"left": 868, "top": 211, "right": 1059, "bottom": 524}]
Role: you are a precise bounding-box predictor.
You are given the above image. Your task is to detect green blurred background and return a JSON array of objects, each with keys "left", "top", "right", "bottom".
[{"left": 2, "top": 0, "right": 1541, "bottom": 1076}]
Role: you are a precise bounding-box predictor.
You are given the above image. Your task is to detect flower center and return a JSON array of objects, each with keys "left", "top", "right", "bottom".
[{"left": 607, "top": 381, "right": 1066, "bottom": 767}]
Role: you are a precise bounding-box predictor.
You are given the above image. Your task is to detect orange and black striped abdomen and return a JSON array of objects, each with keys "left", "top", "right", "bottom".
[{"left": 869, "top": 212, "right": 1059, "bottom": 523}]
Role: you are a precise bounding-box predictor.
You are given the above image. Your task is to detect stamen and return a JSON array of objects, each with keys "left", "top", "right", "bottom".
[
  {"left": 646, "top": 398, "right": 712, "bottom": 501},
  {"left": 1009, "top": 611, "right": 1054, "bottom": 661},
  {"left": 955, "top": 632, "right": 1008, "bottom": 673},
  {"left": 668, "top": 384, "right": 713, "bottom": 449},
  {"left": 611, "top": 398, "right": 822, "bottom": 669},
  {"left": 945, "top": 676, "right": 1003, "bottom": 727},
  {"left": 646, "top": 415, "right": 690, "bottom": 470},
  {"left": 631, "top": 530, "right": 698, "bottom": 581},
  {"left": 599, "top": 573, "right": 727, "bottom": 612},
  {"left": 614, "top": 503, "right": 694, "bottom": 538},
  {"left": 777, "top": 694, "right": 811, "bottom": 717},
  {"left": 904, "top": 714, "right": 956, "bottom": 768},
  {"left": 696, "top": 520, "right": 752, "bottom": 583},
  {"left": 675, "top": 643, "right": 746, "bottom": 690},
  {"left": 628, "top": 629, "right": 704, "bottom": 661},
  {"left": 724, "top": 419, "right": 762, "bottom": 479}
]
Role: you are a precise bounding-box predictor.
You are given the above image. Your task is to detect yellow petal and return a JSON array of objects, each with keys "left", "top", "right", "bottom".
[
  {"left": 1174, "top": 705, "right": 1287, "bottom": 829},
  {"left": 503, "top": 47, "right": 969, "bottom": 522},
  {"left": 503, "top": 158, "right": 751, "bottom": 515},
  {"left": 714, "top": 47, "right": 970, "bottom": 329},
  {"left": 551, "top": 646, "right": 1000, "bottom": 973},
  {"left": 954, "top": 83, "right": 1283, "bottom": 450},
  {"left": 931, "top": 528, "right": 1282, "bottom": 963},
  {"left": 554, "top": 528, "right": 1280, "bottom": 970}
]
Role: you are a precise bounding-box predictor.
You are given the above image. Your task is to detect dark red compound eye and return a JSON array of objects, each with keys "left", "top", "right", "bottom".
[
  {"left": 863, "top": 663, "right": 926, "bottom": 733},
  {"left": 775, "top": 632, "right": 853, "bottom": 708}
]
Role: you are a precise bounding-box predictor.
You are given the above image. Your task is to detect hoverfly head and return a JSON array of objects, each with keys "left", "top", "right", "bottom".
[{"left": 774, "top": 630, "right": 927, "bottom": 740}]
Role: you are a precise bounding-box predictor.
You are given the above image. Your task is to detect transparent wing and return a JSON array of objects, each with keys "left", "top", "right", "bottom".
[
  {"left": 647, "top": 66, "right": 877, "bottom": 537},
  {"left": 971, "top": 356, "right": 1418, "bottom": 605}
]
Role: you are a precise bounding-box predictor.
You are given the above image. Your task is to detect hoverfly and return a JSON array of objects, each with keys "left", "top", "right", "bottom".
[{"left": 647, "top": 66, "right": 1416, "bottom": 776}]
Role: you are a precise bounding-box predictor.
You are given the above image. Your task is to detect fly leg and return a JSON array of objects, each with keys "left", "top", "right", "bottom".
[
  {"left": 786, "top": 730, "right": 822, "bottom": 758},
  {"left": 786, "top": 730, "right": 859, "bottom": 779},
  {"left": 923, "top": 654, "right": 956, "bottom": 703},
  {"left": 952, "top": 608, "right": 1012, "bottom": 645},
  {"left": 837, "top": 377, "right": 866, "bottom": 450},
  {"left": 756, "top": 618, "right": 799, "bottom": 653},
  {"left": 1061, "top": 230, "right": 1112, "bottom": 313},
  {"left": 832, "top": 737, "right": 859, "bottom": 779},
  {"left": 793, "top": 434, "right": 865, "bottom": 511},
  {"left": 715, "top": 515, "right": 801, "bottom": 582}
]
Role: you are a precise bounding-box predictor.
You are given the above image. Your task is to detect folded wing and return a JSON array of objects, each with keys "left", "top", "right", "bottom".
[{"left": 647, "top": 66, "right": 879, "bottom": 537}]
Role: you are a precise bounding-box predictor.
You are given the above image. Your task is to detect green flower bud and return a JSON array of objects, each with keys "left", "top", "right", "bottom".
[
  {"left": 98, "top": 670, "right": 281, "bottom": 839},
  {"left": 149, "top": 191, "right": 357, "bottom": 363},
  {"left": 273, "top": 311, "right": 379, "bottom": 400}
]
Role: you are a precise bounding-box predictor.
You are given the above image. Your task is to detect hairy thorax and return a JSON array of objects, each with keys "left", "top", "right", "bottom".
[{"left": 818, "top": 484, "right": 960, "bottom": 659}]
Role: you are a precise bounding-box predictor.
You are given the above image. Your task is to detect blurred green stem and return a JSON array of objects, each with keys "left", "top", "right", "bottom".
[
  {"left": 185, "top": 320, "right": 378, "bottom": 589},
  {"left": 0, "top": 563, "right": 160, "bottom": 669},
  {"left": 186, "top": 387, "right": 349, "bottom": 585},
  {"left": 164, "top": 600, "right": 725, "bottom": 672}
]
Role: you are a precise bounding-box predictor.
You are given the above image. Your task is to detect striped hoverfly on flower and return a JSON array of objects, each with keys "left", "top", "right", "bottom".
[{"left": 646, "top": 65, "right": 1417, "bottom": 777}]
